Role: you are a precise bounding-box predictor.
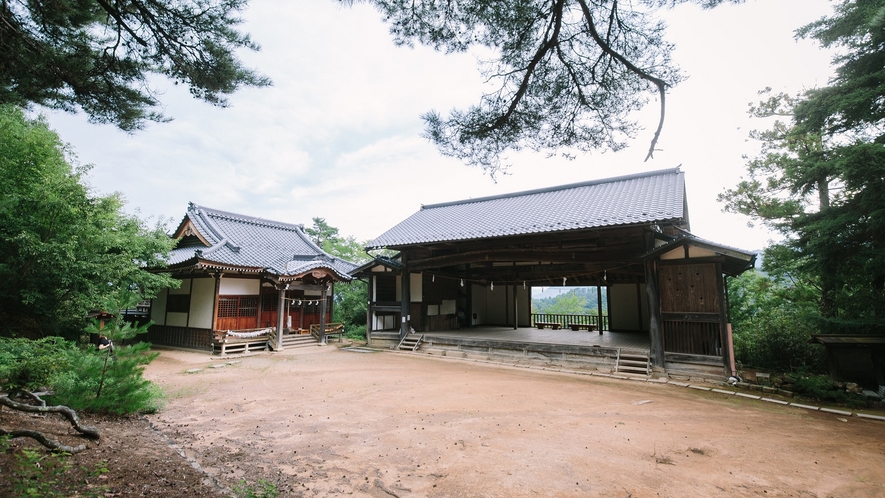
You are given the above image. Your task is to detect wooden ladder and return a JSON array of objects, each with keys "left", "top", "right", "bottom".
[{"left": 397, "top": 333, "right": 424, "bottom": 352}]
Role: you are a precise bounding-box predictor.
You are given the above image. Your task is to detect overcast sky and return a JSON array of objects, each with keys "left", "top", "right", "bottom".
[{"left": 43, "top": 0, "right": 836, "bottom": 252}]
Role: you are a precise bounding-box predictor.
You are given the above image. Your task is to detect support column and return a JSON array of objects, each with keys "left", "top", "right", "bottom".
[
  {"left": 366, "top": 275, "right": 374, "bottom": 341},
  {"left": 465, "top": 264, "right": 472, "bottom": 329},
  {"left": 596, "top": 284, "right": 603, "bottom": 330},
  {"left": 645, "top": 260, "right": 665, "bottom": 370},
  {"left": 275, "top": 286, "right": 286, "bottom": 351},
  {"left": 211, "top": 273, "right": 223, "bottom": 331},
  {"left": 319, "top": 285, "right": 328, "bottom": 345},
  {"left": 400, "top": 266, "right": 411, "bottom": 339}
]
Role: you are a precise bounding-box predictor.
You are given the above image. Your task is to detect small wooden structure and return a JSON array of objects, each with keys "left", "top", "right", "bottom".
[
  {"left": 811, "top": 335, "right": 885, "bottom": 388},
  {"left": 148, "top": 204, "right": 356, "bottom": 352}
]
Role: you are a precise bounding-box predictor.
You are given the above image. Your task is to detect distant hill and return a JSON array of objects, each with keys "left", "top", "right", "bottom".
[{"left": 532, "top": 287, "right": 607, "bottom": 314}]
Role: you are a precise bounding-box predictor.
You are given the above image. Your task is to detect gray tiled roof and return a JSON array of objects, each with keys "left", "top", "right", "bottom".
[
  {"left": 168, "top": 204, "right": 356, "bottom": 280},
  {"left": 367, "top": 168, "right": 687, "bottom": 249}
]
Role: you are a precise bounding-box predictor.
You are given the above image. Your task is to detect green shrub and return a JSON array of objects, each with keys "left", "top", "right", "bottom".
[
  {"left": 790, "top": 374, "right": 869, "bottom": 408},
  {"left": 232, "top": 479, "right": 279, "bottom": 498},
  {"left": 0, "top": 337, "right": 76, "bottom": 393},
  {"left": 48, "top": 341, "right": 164, "bottom": 415},
  {"left": 344, "top": 324, "right": 367, "bottom": 341},
  {"left": 10, "top": 448, "right": 72, "bottom": 497}
]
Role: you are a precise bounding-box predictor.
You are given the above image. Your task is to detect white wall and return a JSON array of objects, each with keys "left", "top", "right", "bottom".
[
  {"left": 219, "top": 278, "right": 260, "bottom": 295},
  {"left": 166, "top": 312, "right": 188, "bottom": 327},
  {"left": 471, "top": 284, "right": 487, "bottom": 325},
  {"left": 609, "top": 283, "right": 649, "bottom": 331},
  {"left": 486, "top": 285, "right": 507, "bottom": 324},
  {"left": 188, "top": 277, "right": 215, "bottom": 329},
  {"left": 151, "top": 288, "right": 167, "bottom": 325},
  {"left": 410, "top": 272, "right": 423, "bottom": 302},
  {"left": 168, "top": 278, "right": 191, "bottom": 294}
]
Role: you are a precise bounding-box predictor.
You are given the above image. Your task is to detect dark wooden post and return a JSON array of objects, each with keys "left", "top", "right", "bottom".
[
  {"left": 596, "top": 284, "right": 603, "bottom": 330},
  {"left": 366, "top": 274, "right": 373, "bottom": 341},
  {"left": 716, "top": 262, "right": 731, "bottom": 375},
  {"left": 645, "top": 259, "right": 665, "bottom": 370},
  {"left": 319, "top": 285, "right": 328, "bottom": 344},
  {"left": 400, "top": 267, "right": 411, "bottom": 339},
  {"left": 465, "top": 264, "right": 472, "bottom": 329},
  {"left": 513, "top": 285, "right": 518, "bottom": 330},
  {"left": 276, "top": 285, "right": 286, "bottom": 350},
  {"left": 211, "top": 273, "right": 222, "bottom": 332}
]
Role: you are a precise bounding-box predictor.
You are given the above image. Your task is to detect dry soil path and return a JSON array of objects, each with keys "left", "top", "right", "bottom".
[{"left": 144, "top": 345, "right": 885, "bottom": 497}]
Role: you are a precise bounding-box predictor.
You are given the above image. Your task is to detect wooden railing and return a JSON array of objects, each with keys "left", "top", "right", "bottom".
[
  {"left": 211, "top": 327, "right": 271, "bottom": 356},
  {"left": 531, "top": 313, "right": 608, "bottom": 331},
  {"left": 309, "top": 322, "right": 345, "bottom": 342}
]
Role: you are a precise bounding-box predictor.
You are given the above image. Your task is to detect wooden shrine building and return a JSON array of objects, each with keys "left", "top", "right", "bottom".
[
  {"left": 148, "top": 204, "right": 356, "bottom": 351},
  {"left": 354, "top": 168, "right": 756, "bottom": 378}
]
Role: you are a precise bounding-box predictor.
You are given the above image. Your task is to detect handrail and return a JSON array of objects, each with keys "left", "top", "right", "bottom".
[
  {"left": 309, "top": 322, "right": 345, "bottom": 341},
  {"left": 531, "top": 313, "right": 608, "bottom": 331}
]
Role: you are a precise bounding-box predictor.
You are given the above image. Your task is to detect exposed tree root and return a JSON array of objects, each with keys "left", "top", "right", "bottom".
[{"left": 0, "top": 393, "right": 100, "bottom": 454}]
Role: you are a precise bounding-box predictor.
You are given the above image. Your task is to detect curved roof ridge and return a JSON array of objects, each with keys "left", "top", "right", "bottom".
[
  {"left": 190, "top": 203, "right": 305, "bottom": 232},
  {"left": 421, "top": 166, "right": 682, "bottom": 211}
]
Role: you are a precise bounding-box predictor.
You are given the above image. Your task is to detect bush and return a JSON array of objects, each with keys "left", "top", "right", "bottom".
[
  {"left": 732, "top": 307, "right": 826, "bottom": 373},
  {"left": 0, "top": 337, "right": 75, "bottom": 393},
  {"left": 344, "top": 325, "right": 367, "bottom": 341},
  {"left": 789, "top": 374, "right": 869, "bottom": 409},
  {"left": 47, "top": 341, "right": 164, "bottom": 415}
]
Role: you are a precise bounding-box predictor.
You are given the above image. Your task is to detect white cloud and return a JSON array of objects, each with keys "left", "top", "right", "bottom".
[{"left": 41, "top": 0, "right": 835, "bottom": 253}]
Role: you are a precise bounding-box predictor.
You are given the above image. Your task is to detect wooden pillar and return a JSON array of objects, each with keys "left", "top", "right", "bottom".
[
  {"left": 716, "top": 262, "right": 731, "bottom": 375},
  {"left": 366, "top": 274, "right": 374, "bottom": 340},
  {"left": 645, "top": 260, "right": 665, "bottom": 370},
  {"left": 319, "top": 285, "right": 328, "bottom": 344},
  {"left": 596, "top": 284, "right": 603, "bottom": 330},
  {"left": 465, "top": 264, "right": 472, "bottom": 329},
  {"left": 400, "top": 266, "right": 411, "bottom": 338},
  {"left": 513, "top": 285, "right": 519, "bottom": 330},
  {"left": 211, "top": 273, "right": 222, "bottom": 331},
  {"left": 275, "top": 286, "right": 286, "bottom": 350}
]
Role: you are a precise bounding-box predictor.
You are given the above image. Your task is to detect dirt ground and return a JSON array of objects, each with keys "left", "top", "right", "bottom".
[{"left": 3, "top": 344, "right": 885, "bottom": 497}]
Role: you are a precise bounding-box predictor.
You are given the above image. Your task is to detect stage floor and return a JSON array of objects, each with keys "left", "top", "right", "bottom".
[{"left": 424, "top": 326, "right": 650, "bottom": 352}]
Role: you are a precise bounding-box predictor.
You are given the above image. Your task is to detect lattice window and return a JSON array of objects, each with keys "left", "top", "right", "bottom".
[
  {"left": 261, "top": 292, "right": 278, "bottom": 312},
  {"left": 238, "top": 297, "right": 258, "bottom": 317},
  {"left": 217, "top": 297, "right": 239, "bottom": 318}
]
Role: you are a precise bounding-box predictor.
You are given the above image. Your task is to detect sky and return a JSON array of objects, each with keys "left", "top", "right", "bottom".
[{"left": 42, "top": 0, "right": 837, "bottom": 252}]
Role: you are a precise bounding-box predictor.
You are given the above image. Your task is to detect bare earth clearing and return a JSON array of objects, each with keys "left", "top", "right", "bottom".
[
  {"left": 3, "top": 344, "right": 884, "bottom": 497},
  {"left": 143, "top": 345, "right": 885, "bottom": 497}
]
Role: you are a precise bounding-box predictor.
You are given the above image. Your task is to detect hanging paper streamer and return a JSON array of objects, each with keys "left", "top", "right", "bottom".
[{"left": 226, "top": 328, "right": 271, "bottom": 338}]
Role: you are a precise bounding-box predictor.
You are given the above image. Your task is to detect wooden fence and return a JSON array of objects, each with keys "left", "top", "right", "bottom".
[{"left": 662, "top": 320, "right": 721, "bottom": 356}]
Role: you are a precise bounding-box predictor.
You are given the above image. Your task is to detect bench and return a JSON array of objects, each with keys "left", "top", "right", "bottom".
[
  {"left": 535, "top": 321, "right": 562, "bottom": 330},
  {"left": 569, "top": 323, "right": 601, "bottom": 334}
]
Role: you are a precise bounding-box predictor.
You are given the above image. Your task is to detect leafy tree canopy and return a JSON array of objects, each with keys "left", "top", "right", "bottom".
[
  {"left": 0, "top": 105, "right": 177, "bottom": 338},
  {"left": 721, "top": 0, "right": 885, "bottom": 334},
  {"left": 0, "top": 0, "right": 270, "bottom": 131},
  {"left": 349, "top": 0, "right": 737, "bottom": 175}
]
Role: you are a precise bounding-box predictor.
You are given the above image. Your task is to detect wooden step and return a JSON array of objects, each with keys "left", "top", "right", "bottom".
[{"left": 615, "top": 350, "right": 650, "bottom": 376}]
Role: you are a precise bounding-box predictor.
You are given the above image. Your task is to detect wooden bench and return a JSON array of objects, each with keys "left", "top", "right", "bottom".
[
  {"left": 568, "top": 323, "right": 601, "bottom": 334},
  {"left": 535, "top": 321, "right": 562, "bottom": 330}
]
